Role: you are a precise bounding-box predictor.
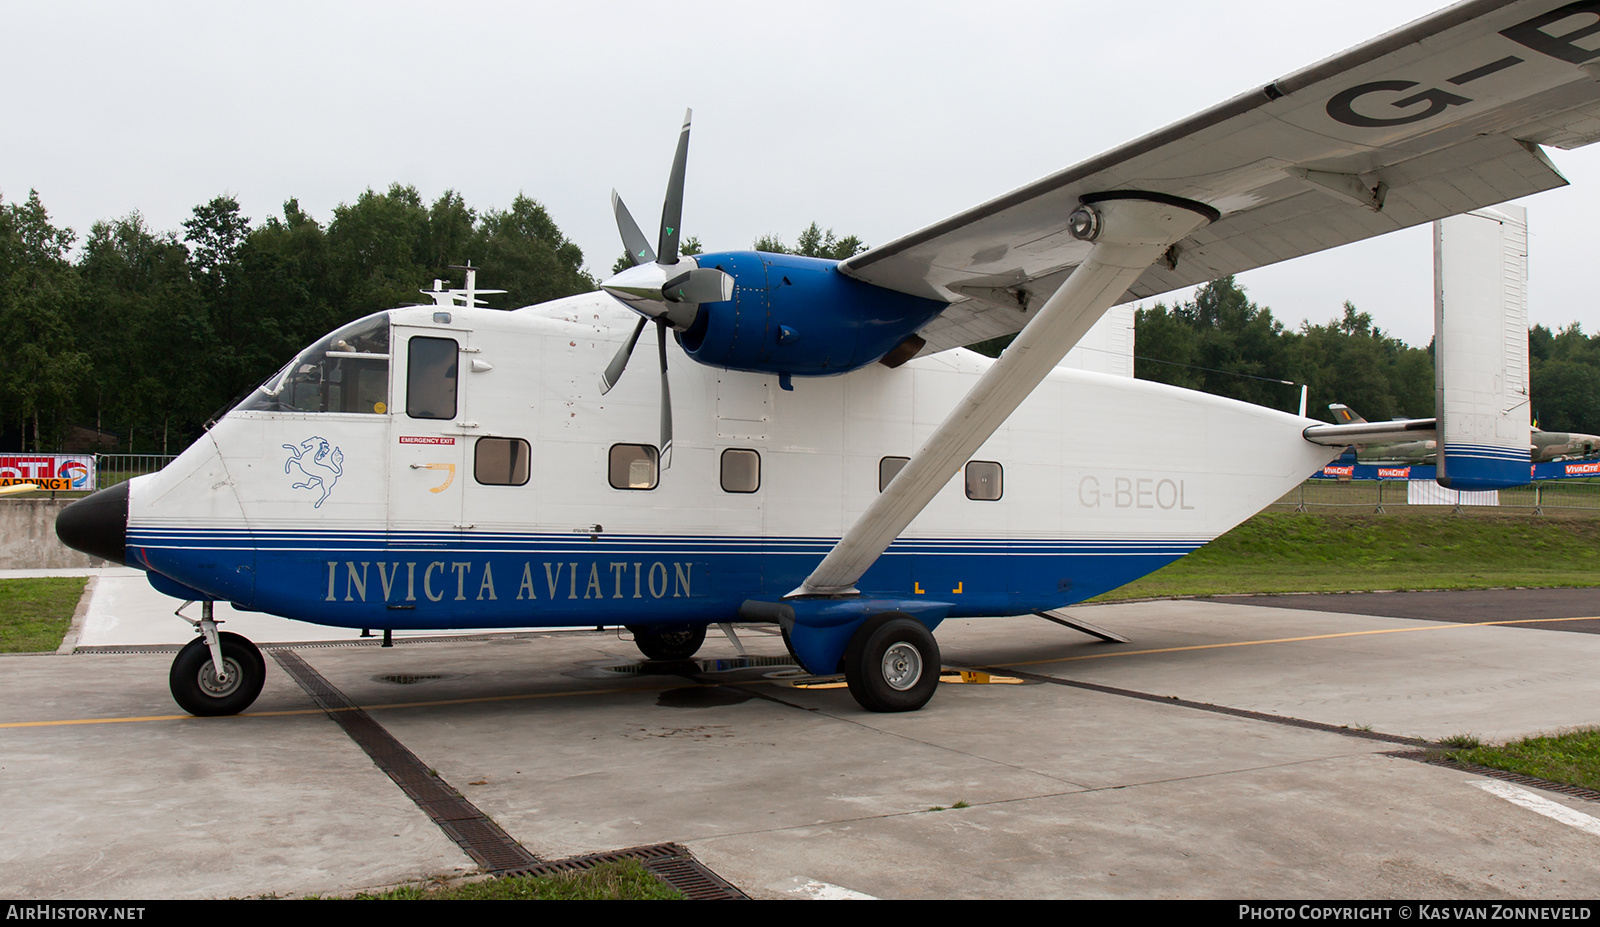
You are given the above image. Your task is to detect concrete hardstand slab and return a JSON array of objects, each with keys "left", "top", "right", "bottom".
[{"left": 2, "top": 575, "right": 1597, "bottom": 899}]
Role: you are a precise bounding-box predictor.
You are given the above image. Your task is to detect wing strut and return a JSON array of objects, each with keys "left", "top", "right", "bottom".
[{"left": 790, "top": 195, "right": 1213, "bottom": 597}]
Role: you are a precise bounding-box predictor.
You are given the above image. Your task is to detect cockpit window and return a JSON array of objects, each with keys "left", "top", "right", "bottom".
[{"left": 237, "top": 312, "right": 391, "bottom": 414}]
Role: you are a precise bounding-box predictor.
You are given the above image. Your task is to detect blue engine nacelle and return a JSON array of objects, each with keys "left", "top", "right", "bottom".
[{"left": 679, "top": 251, "right": 947, "bottom": 377}]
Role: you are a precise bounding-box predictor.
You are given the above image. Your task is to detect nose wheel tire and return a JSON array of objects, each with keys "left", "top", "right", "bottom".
[
  {"left": 843, "top": 614, "right": 940, "bottom": 712},
  {"left": 626, "top": 624, "right": 707, "bottom": 661},
  {"left": 169, "top": 632, "right": 266, "bottom": 716}
]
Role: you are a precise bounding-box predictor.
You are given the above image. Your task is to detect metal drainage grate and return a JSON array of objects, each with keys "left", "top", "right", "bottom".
[
  {"left": 376, "top": 673, "right": 445, "bottom": 685},
  {"left": 271, "top": 650, "right": 538, "bottom": 872},
  {"left": 1392, "top": 750, "right": 1600, "bottom": 803},
  {"left": 501, "top": 843, "right": 747, "bottom": 900}
]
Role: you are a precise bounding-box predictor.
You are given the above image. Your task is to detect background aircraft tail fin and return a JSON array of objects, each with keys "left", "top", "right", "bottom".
[{"left": 1328, "top": 403, "right": 1366, "bottom": 425}]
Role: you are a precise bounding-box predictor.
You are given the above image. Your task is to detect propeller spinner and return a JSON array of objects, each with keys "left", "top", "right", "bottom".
[{"left": 597, "top": 109, "right": 733, "bottom": 469}]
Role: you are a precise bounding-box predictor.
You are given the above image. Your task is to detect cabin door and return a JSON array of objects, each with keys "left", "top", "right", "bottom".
[{"left": 390, "top": 325, "right": 470, "bottom": 554}]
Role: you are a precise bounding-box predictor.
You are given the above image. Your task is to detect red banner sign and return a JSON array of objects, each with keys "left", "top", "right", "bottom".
[{"left": 0, "top": 455, "right": 96, "bottom": 490}]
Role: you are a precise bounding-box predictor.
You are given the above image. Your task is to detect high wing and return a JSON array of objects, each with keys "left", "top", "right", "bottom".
[
  {"left": 842, "top": 0, "right": 1600, "bottom": 353},
  {"left": 793, "top": 0, "right": 1600, "bottom": 600}
]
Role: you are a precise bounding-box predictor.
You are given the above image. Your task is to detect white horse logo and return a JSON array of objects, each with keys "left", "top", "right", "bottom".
[{"left": 283, "top": 436, "right": 344, "bottom": 508}]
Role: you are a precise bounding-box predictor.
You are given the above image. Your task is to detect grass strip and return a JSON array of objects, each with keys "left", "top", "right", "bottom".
[
  {"left": 1095, "top": 511, "right": 1600, "bottom": 601},
  {"left": 0, "top": 577, "right": 85, "bottom": 653},
  {"left": 1442, "top": 728, "right": 1600, "bottom": 792},
  {"left": 342, "top": 859, "right": 683, "bottom": 900}
]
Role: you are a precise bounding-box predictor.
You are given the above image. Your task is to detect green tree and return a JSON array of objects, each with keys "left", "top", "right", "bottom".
[
  {"left": 1129, "top": 278, "right": 1301, "bottom": 409},
  {"left": 1532, "top": 360, "right": 1600, "bottom": 433},
  {"left": 1529, "top": 322, "right": 1600, "bottom": 433},
  {"left": 77, "top": 211, "right": 207, "bottom": 453},
  {"left": 183, "top": 195, "right": 259, "bottom": 402},
  {"left": 231, "top": 197, "right": 339, "bottom": 381},
  {"left": 754, "top": 222, "right": 866, "bottom": 259},
  {"left": 326, "top": 183, "right": 432, "bottom": 314},
  {"left": 474, "top": 194, "right": 595, "bottom": 307},
  {"left": 0, "top": 190, "right": 88, "bottom": 450}
]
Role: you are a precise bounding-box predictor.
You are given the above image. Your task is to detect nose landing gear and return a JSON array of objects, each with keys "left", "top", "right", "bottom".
[{"left": 170, "top": 601, "right": 265, "bottom": 716}]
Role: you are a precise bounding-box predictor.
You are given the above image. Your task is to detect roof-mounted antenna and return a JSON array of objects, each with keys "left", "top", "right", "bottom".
[
  {"left": 420, "top": 262, "right": 508, "bottom": 308},
  {"left": 447, "top": 261, "right": 507, "bottom": 309}
]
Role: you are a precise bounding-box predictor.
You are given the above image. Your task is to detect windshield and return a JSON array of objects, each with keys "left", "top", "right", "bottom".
[{"left": 237, "top": 311, "right": 391, "bottom": 414}]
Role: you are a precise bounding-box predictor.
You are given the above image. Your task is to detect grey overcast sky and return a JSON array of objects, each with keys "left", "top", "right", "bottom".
[{"left": 4, "top": 0, "right": 1597, "bottom": 349}]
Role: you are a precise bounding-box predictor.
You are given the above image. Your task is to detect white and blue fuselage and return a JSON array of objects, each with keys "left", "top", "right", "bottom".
[{"left": 120, "top": 293, "right": 1335, "bottom": 631}]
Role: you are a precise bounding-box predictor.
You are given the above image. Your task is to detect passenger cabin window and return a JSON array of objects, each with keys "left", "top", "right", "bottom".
[
  {"left": 236, "top": 312, "right": 390, "bottom": 415},
  {"left": 965, "top": 461, "right": 1002, "bottom": 500},
  {"left": 609, "top": 444, "right": 659, "bottom": 490},
  {"left": 475, "top": 437, "right": 530, "bottom": 486},
  {"left": 407, "top": 337, "right": 458, "bottom": 420},
  {"left": 721, "top": 448, "right": 760, "bottom": 493},
  {"left": 879, "top": 456, "right": 909, "bottom": 492}
]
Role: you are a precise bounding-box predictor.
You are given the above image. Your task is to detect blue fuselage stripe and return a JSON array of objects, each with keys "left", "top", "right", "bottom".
[{"left": 127, "top": 528, "right": 1204, "bottom": 631}]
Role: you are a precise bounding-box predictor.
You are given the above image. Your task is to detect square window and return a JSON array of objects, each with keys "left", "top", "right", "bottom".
[
  {"left": 609, "top": 444, "right": 659, "bottom": 490},
  {"left": 721, "top": 448, "right": 760, "bottom": 493},
  {"left": 965, "top": 460, "right": 1002, "bottom": 500},
  {"left": 475, "top": 437, "right": 530, "bottom": 486},
  {"left": 879, "top": 456, "right": 909, "bottom": 492}
]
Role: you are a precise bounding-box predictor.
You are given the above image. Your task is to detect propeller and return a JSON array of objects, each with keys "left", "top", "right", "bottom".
[{"left": 597, "top": 108, "right": 734, "bottom": 470}]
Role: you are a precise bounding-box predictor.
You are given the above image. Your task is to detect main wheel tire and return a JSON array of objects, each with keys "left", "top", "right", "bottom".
[
  {"left": 843, "top": 614, "right": 941, "bottom": 712},
  {"left": 626, "top": 624, "right": 707, "bottom": 661},
  {"left": 169, "top": 632, "right": 266, "bottom": 716}
]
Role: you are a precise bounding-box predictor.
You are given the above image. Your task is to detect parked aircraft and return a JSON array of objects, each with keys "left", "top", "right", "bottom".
[
  {"left": 1531, "top": 425, "right": 1600, "bottom": 462},
  {"left": 1331, "top": 404, "right": 1600, "bottom": 464},
  {"left": 1329, "top": 404, "right": 1440, "bottom": 464},
  {"left": 57, "top": 0, "right": 1600, "bottom": 715}
]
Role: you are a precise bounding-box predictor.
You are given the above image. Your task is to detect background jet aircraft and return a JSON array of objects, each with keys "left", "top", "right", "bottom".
[{"left": 1330, "top": 403, "right": 1600, "bottom": 464}]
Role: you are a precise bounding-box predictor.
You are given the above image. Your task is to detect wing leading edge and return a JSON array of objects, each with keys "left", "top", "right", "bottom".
[{"left": 843, "top": 0, "right": 1600, "bottom": 353}]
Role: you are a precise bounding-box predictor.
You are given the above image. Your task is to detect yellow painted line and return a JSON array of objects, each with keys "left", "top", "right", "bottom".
[
  {"left": 1, "top": 713, "right": 202, "bottom": 727},
  {"left": 993, "top": 615, "right": 1600, "bottom": 668},
  {"left": 0, "top": 682, "right": 717, "bottom": 730}
]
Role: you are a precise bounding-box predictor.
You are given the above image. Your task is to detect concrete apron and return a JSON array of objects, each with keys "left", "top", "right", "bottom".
[{"left": 2, "top": 583, "right": 1599, "bottom": 899}]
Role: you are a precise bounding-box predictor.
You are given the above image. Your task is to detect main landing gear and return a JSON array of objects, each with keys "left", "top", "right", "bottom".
[
  {"left": 170, "top": 601, "right": 265, "bottom": 716},
  {"left": 841, "top": 614, "right": 941, "bottom": 713},
  {"left": 626, "top": 623, "right": 708, "bottom": 661}
]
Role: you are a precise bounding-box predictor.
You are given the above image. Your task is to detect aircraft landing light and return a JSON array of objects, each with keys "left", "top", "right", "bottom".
[{"left": 989, "top": 615, "right": 1600, "bottom": 670}]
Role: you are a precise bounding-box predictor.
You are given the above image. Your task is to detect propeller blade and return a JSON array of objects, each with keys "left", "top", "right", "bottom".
[
  {"left": 656, "top": 320, "right": 673, "bottom": 470},
  {"left": 662, "top": 267, "right": 735, "bottom": 304},
  {"left": 656, "top": 108, "right": 691, "bottom": 267},
  {"left": 611, "top": 191, "right": 655, "bottom": 266},
  {"left": 600, "top": 316, "right": 648, "bottom": 395}
]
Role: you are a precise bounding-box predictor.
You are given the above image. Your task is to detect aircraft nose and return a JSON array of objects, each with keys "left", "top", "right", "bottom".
[{"left": 56, "top": 481, "right": 129, "bottom": 566}]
